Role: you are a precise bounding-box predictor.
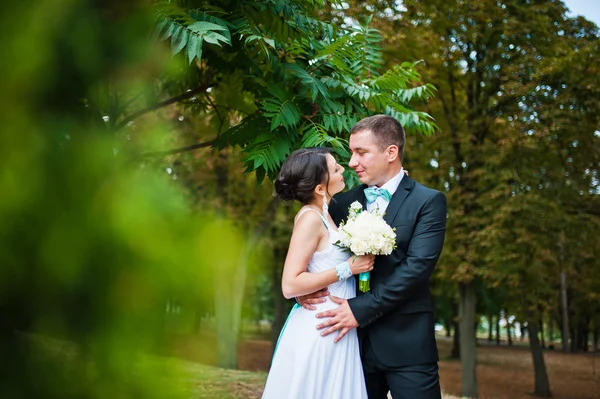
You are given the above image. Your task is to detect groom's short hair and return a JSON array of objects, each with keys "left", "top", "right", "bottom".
[{"left": 350, "top": 114, "right": 405, "bottom": 161}]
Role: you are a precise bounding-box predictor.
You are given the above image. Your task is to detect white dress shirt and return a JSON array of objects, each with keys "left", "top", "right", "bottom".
[{"left": 366, "top": 168, "right": 405, "bottom": 214}]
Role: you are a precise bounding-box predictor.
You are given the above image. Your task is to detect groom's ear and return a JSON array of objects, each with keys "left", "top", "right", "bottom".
[{"left": 386, "top": 145, "right": 399, "bottom": 163}]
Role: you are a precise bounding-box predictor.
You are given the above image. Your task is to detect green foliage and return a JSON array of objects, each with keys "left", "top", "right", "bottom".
[
  {"left": 0, "top": 0, "right": 257, "bottom": 396},
  {"left": 153, "top": 3, "right": 232, "bottom": 63},
  {"left": 146, "top": 0, "right": 437, "bottom": 183}
]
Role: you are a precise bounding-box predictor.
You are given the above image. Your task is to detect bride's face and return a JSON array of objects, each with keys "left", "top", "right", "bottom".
[{"left": 324, "top": 153, "right": 345, "bottom": 197}]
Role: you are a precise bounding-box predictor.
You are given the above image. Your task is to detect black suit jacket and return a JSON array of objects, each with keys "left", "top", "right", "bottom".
[{"left": 329, "top": 176, "right": 446, "bottom": 367}]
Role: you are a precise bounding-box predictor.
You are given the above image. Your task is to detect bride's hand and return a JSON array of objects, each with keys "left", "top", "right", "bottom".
[
  {"left": 349, "top": 254, "right": 375, "bottom": 275},
  {"left": 297, "top": 288, "right": 329, "bottom": 311}
]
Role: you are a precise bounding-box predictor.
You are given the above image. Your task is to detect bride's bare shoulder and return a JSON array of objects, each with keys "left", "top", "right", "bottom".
[{"left": 294, "top": 207, "right": 324, "bottom": 227}]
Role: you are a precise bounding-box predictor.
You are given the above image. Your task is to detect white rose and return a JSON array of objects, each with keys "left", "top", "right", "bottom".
[
  {"left": 350, "top": 240, "right": 368, "bottom": 255},
  {"left": 381, "top": 240, "right": 395, "bottom": 255},
  {"left": 349, "top": 201, "right": 363, "bottom": 218},
  {"left": 370, "top": 235, "right": 386, "bottom": 251}
]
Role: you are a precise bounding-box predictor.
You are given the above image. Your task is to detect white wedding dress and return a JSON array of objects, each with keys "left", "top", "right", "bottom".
[{"left": 262, "top": 209, "right": 367, "bottom": 399}]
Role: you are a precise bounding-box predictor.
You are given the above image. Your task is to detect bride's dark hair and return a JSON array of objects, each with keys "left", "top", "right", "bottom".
[{"left": 274, "top": 147, "right": 331, "bottom": 204}]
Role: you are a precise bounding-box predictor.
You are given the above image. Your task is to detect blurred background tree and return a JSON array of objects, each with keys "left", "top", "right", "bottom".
[
  {"left": 0, "top": 1, "right": 226, "bottom": 398},
  {"left": 329, "top": 0, "right": 599, "bottom": 397}
]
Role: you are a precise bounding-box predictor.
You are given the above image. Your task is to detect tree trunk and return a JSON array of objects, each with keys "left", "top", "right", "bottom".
[
  {"left": 444, "top": 318, "right": 452, "bottom": 338},
  {"left": 519, "top": 322, "right": 524, "bottom": 342},
  {"left": 496, "top": 314, "right": 501, "bottom": 345},
  {"left": 560, "top": 271, "right": 570, "bottom": 353},
  {"left": 451, "top": 319, "right": 460, "bottom": 359},
  {"left": 212, "top": 156, "right": 237, "bottom": 369},
  {"left": 593, "top": 328, "right": 598, "bottom": 377},
  {"left": 213, "top": 189, "right": 280, "bottom": 369},
  {"left": 548, "top": 318, "right": 555, "bottom": 349},
  {"left": 540, "top": 318, "right": 546, "bottom": 349},
  {"left": 459, "top": 282, "right": 478, "bottom": 398},
  {"left": 506, "top": 318, "right": 513, "bottom": 346},
  {"left": 450, "top": 301, "right": 460, "bottom": 359},
  {"left": 214, "top": 288, "right": 238, "bottom": 369},
  {"left": 571, "top": 327, "right": 578, "bottom": 353},
  {"left": 582, "top": 316, "right": 590, "bottom": 352},
  {"left": 214, "top": 239, "right": 253, "bottom": 369},
  {"left": 192, "top": 307, "right": 202, "bottom": 334},
  {"left": 528, "top": 317, "right": 552, "bottom": 397},
  {"left": 488, "top": 315, "right": 493, "bottom": 342}
]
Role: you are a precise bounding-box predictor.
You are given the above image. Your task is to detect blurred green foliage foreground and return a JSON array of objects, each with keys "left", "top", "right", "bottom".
[{"left": 0, "top": 1, "right": 247, "bottom": 398}]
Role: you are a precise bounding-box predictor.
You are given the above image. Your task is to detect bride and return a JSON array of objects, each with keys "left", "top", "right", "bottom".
[{"left": 261, "top": 147, "right": 372, "bottom": 399}]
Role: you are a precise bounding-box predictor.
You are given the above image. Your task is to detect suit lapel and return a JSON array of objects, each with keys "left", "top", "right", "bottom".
[
  {"left": 356, "top": 184, "right": 368, "bottom": 210},
  {"left": 383, "top": 176, "right": 414, "bottom": 225}
]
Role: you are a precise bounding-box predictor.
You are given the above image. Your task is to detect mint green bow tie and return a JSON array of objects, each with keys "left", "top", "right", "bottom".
[{"left": 364, "top": 187, "right": 392, "bottom": 203}]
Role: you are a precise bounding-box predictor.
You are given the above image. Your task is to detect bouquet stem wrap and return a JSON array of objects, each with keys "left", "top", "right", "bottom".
[{"left": 359, "top": 272, "right": 370, "bottom": 293}]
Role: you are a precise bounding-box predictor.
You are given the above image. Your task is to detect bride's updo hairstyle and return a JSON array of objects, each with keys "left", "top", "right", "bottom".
[{"left": 275, "top": 147, "right": 331, "bottom": 204}]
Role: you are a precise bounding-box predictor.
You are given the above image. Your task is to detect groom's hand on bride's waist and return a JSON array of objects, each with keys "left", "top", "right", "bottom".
[
  {"left": 296, "top": 288, "right": 329, "bottom": 310},
  {"left": 315, "top": 296, "right": 359, "bottom": 343}
]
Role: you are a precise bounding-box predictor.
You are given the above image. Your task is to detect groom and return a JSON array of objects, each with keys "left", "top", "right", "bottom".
[{"left": 298, "top": 115, "right": 446, "bottom": 399}]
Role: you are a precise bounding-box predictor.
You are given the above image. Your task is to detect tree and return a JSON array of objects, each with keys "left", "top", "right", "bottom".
[
  {"left": 333, "top": 0, "right": 599, "bottom": 396},
  {"left": 126, "top": 0, "right": 440, "bottom": 369},
  {"left": 0, "top": 1, "right": 235, "bottom": 398}
]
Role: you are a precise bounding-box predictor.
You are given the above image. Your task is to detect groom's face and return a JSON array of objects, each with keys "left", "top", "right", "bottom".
[{"left": 348, "top": 129, "right": 391, "bottom": 187}]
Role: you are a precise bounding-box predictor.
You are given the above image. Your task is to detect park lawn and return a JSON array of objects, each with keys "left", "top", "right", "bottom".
[
  {"left": 171, "top": 360, "right": 266, "bottom": 399},
  {"left": 29, "top": 332, "right": 598, "bottom": 399}
]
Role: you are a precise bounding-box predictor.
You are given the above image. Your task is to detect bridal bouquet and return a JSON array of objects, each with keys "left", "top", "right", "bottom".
[{"left": 336, "top": 201, "right": 396, "bottom": 292}]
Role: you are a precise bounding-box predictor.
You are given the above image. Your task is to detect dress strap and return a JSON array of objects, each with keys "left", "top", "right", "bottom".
[{"left": 295, "top": 207, "right": 330, "bottom": 230}]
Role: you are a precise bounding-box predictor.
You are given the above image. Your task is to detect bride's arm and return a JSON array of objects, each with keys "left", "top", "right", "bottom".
[
  {"left": 281, "top": 211, "right": 374, "bottom": 299},
  {"left": 281, "top": 211, "right": 339, "bottom": 299}
]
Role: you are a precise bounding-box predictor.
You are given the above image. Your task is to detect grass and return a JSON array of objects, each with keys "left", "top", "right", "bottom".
[
  {"left": 26, "top": 332, "right": 600, "bottom": 399},
  {"left": 173, "top": 360, "right": 266, "bottom": 399}
]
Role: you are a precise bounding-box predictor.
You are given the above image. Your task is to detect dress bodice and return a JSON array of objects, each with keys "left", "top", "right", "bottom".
[{"left": 295, "top": 208, "right": 354, "bottom": 299}]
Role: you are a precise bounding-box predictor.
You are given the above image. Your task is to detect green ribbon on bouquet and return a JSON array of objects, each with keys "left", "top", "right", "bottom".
[{"left": 359, "top": 272, "right": 370, "bottom": 292}]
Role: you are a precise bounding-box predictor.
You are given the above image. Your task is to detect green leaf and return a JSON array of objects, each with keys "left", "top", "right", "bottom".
[
  {"left": 203, "top": 31, "right": 230, "bottom": 47},
  {"left": 262, "top": 98, "right": 300, "bottom": 132},
  {"left": 171, "top": 28, "right": 188, "bottom": 56},
  {"left": 151, "top": 18, "right": 169, "bottom": 42},
  {"left": 187, "top": 21, "right": 229, "bottom": 33},
  {"left": 264, "top": 38, "right": 276, "bottom": 48},
  {"left": 187, "top": 34, "right": 198, "bottom": 64},
  {"left": 160, "top": 21, "right": 176, "bottom": 41},
  {"left": 255, "top": 167, "right": 266, "bottom": 185}
]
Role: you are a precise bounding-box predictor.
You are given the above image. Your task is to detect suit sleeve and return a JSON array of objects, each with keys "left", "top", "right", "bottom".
[{"left": 348, "top": 191, "right": 447, "bottom": 327}]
